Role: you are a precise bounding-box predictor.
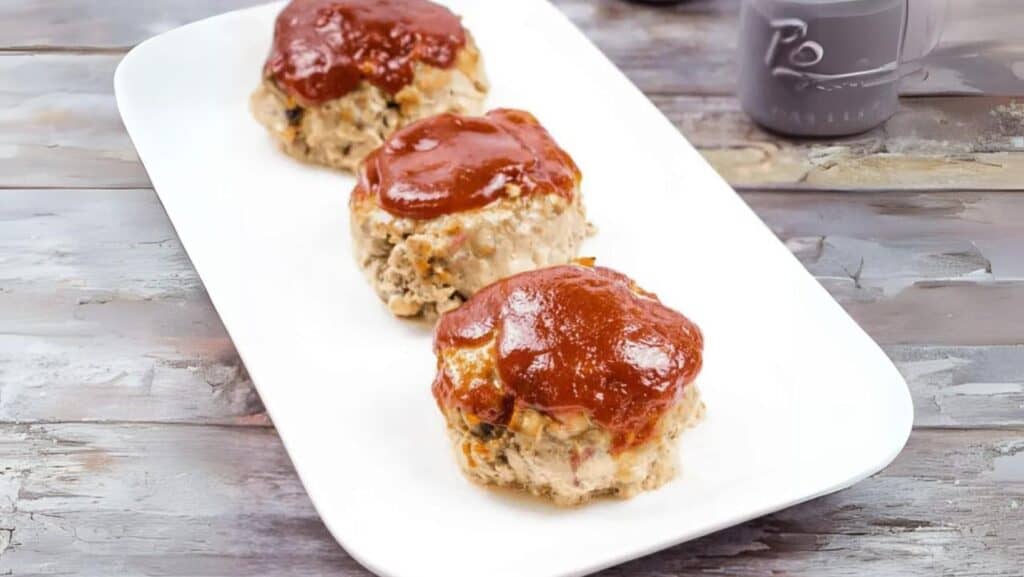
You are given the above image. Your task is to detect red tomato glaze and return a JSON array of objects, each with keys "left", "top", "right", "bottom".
[
  {"left": 433, "top": 265, "right": 704, "bottom": 451},
  {"left": 353, "top": 109, "right": 580, "bottom": 219},
  {"left": 265, "top": 0, "right": 467, "bottom": 104}
]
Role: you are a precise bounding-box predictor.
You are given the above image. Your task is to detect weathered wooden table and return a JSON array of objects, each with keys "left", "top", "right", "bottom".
[{"left": 2, "top": 1, "right": 1022, "bottom": 574}]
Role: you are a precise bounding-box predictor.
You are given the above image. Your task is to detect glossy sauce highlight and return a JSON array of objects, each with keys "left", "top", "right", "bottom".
[
  {"left": 353, "top": 109, "right": 580, "bottom": 219},
  {"left": 265, "top": 0, "right": 466, "bottom": 103},
  {"left": 433, "top": 265, "right": 703, "bottom": 451}
]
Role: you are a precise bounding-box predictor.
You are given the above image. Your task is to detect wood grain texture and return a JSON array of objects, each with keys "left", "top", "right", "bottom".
[
  {"left": 0, "top": 423, "right": 353, "bottom": 576},
  {"left": 0, "top": 54, "right": 146, "bottom": 188},
  {"left": 887, "top": 346, "right": 1024, "bottom": 429},
  {"left": 4, "top": 54, "right": 1024, "bottom": 190},
  {"left": 556, "top": 0, "right": 1024, "bottom": 97},
  {"left": 664, "top": 95, "right": 1024, "bottom": 191},
  {"left": 2, "top": 0, "right": 1024, "bottom": 575},
  {"left": 0, "top": 0, "right": 269, "bottom": 50},
  {"left": 5, "top": 0, "right": 1020, "bottom": 97},
  {"left": 607, "top": 428, "right": 1024, "bottom": 577},
  {"left": 554, "top": 0, "right": 739, "bottom": 95},
  {"left": 1, "top": 0, "right": 1021, "bottom": 190},
  {"left": 902, "top": 0, "right": 1024, "bottom": 97},
  {"left": 3, "top": 188, "right": 1023, "bottom": 428},
  {"left": 744, "top": 191, "right": 1024, "bottom": 346},
  {"left": 0, "top": 425, "right": 1020, "bottom": 576},
  {"left": 0, "top": 188, "right": 263, "bottom": 425},
  {"left": 558, "top": 0, "right": 1024, "bottom": 97}
]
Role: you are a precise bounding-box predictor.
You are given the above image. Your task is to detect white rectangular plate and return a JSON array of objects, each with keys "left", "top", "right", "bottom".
[{"left": 115, "top": 2, "right": 913, "bottom": 576}]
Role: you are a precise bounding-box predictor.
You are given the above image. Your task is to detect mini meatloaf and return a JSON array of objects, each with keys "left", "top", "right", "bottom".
[
  {"left": 350, "top": 109, "right": 590, "bottom": 318},
  {"left": 432, "top": 263, "right": 705, "bottom": 506},
  {"left": 251, "top": 0, "right": 488, "bottom": 171}
]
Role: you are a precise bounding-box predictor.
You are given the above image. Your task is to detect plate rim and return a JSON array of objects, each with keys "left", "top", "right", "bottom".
[{"left": 113, "top": 2, "right": 915, "bottom": 576}]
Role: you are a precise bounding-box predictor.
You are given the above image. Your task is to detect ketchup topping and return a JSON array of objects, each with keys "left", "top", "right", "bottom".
[
  {"left": 353, "top": 109, "right": 580, "bottom": 220},
  {"left": 433, "top": 265, "right": 703, "bottom": 451},
  {"left": 264, "top": 0, "right": 467, "bottom": 104}
]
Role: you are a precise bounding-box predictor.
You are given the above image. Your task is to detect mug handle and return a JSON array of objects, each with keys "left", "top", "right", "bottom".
[{"left": 900, "top": 0, "right": 948, "bottom": 72}]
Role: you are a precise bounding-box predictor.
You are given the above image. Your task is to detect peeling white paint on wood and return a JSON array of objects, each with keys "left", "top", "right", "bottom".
[
  {"left": 0, "top": 55, "right": 147, "bottom": 188},
  {"left": 2, "top": 1, "right": 1023, "bottom": 575},
  {"left": 744, "top": 191, "right": 1024, "bottom": 345},
  {"left": 0, "top": 189, "right": 263, "bottom": 424},
  {"left": 0, "top": 424, "right": 353, "bottom": 575},
  {"left": 660, "top": 95, "right": 1024, "bottom": 190},
  {"left": 4, "top": 58, "right": 1024, "bottom": 190},
  {"left": 4, "top": 188, "right": 1024, "bottom": 425},
  {"left": 0, "top": 426, "right": 1019, "bottom": 576},
  {"left": 885, "top": 346, "right": 1024, "bottom": 428}
]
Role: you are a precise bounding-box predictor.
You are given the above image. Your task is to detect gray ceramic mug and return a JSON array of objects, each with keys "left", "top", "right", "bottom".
[{"left": 738, "top": 0, "right": 947, "bottom": 136}]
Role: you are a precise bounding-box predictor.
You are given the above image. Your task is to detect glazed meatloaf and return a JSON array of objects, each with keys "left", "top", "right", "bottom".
[
  {"left": 251, "top": 0, "right": 488, "bottom": 171},
  {"left": 432, "top": 263, "right": 705, "bottom": 505},
  {"left": 350, "top": 109, "right": 590, "bottom": 318}
]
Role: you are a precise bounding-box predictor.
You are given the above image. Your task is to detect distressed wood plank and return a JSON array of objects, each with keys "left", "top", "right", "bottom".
[
  {"left": 0, "top": 289, "right": 264, "bottom": 425},
  {"left": 0, "top": 424, "right": 1020, "bottom": 576},
  {"left": 4, "top": 55, "right": 1024, "bottom": 190},
  {"left": 901, "top": 0, "right": 1024, "bottom": 96},
  {"left": 0, "top": 0, "right": 739, "bottom": 101},
  {"left": 743, "top": 190, "right": 1024, "bottom": 291},
  {"left": 0, "top": 423, "right": 355, "bottom": 575},
  {"left": 554, "top": 0, "right": 739, "bottom": 96},
  {"left": 743, "top": 190, "right": 1024, "bottom": 345},
  {"left": 662, "top": 94, "right": 1024, "bottom": 191},
  {"left": 0, "top": 0, "right": 269, "bottom": 50},
  {"left": 0, "top": 188, "right": 263, "bottom": 424},
  {"left": 607, "top": 428, "right": 1024, "bottom": 577},
  {"left": 3, "top": 0, "right": 1021, "bottom": 98},
  {"left": 561, "top": 0, "right": 1024, "bottom": 97},
  {"left": 0, "top": 54, "right": 146, "bottom": 188},
  {"left": 0, "top": 0, "right": 739, "bottom": 99},
  {"left": 887, "top": 346, "right": 1024, "bottom": 429},
  {"left": 2, "top": 188, "right": 1024, "bottom": 426},
  {"left": 833, "top": 280, "right": 1024, "bottom": 347}
]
